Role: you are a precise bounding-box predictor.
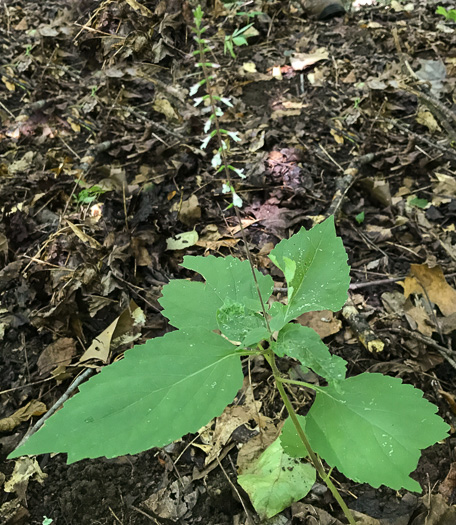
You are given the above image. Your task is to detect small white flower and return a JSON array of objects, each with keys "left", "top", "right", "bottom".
[
  {"left": 189, "top": 83, "right": 201, "bottom": 97},
  {"left": 222, "top": 183, "right": 231, "bottom": 194},
  {"left": 204, "top": 118, "right": 213, "bottom": 133},
  {"left": 232, "top": 167, "right": 246, "bottom": 179},
  {"left": 232, "top": 192, "right": 243, "bottom": 208},
  {"left": 220, "top": 97, "right": 233, "bottom": 107},
  {"left": 201, "top": 136, "right": 211, "bottom": 149},
  {"left": 211, "top": 152, "right": 222, "bottom": 168},
  {"left": 227, "top": 131, "right": 241, "bottom": 142}
]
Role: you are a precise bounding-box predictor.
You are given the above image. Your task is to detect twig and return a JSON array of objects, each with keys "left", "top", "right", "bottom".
[
  {"left": 325, "top": 150, "right": 395, "bottom": 218},
  {"left": 274, "top": 275, "right": 406, "bottom": 294},
  {"left": 219, "top": 455, "right": 255, "bottom": 525},
  {"left": 16, "top": 368, "right": 94, "bottom": 448},
  {"left": 388, "top": 327, "right": 456, "bottom": 371},
  {"left": 131, "top": 505, "right": 162, "bottom": 524},
  {"left": 383, "top": 117, "right": 456, "bottom": 158},
  {"left": 349, "top": 276, "right": 405, "bottom": 290},
  {"left": 342, "top": 303, "right": 384, "bottom": 353}
]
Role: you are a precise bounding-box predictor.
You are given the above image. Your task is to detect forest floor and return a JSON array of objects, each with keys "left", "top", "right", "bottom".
[{"left": 1, "top": 0, "right": 456, "bottom": 524}]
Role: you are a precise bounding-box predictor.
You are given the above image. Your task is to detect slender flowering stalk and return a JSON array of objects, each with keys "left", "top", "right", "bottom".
[
  {"left": 190, "top": 5, "right": 271, "bottom": 330},
  {"left": 191, "top": 5, "right": 245, "bottom": 210}
]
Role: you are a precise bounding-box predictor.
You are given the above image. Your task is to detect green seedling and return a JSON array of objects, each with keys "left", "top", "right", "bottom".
[
  {"left": 9, "top": 217, "right": 449, "bottom": 521},
  {"left": 409, "top": 196, "right": 429, "bottom": 209},
  {"left": 436, "top": 6, "right": 456, "bottom": 22},
  {"left": 74, "top": 184, "right": 106, "bottom": 204},
  {"left": 355, "top": 211, "right": 365, "bottom": 224},
  {"left": 224, "top": 24, "right": 253, "bottom": 58},
  {"left": 9, "top": 7, "right": 449, "bottom": 524}
]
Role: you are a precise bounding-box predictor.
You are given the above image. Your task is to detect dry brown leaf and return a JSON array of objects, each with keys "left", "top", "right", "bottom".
[
  {"left": 178, "top": 195, "right": 201, "bottom": 226},
  {"left": 153, "top": 97, "right": 180, "bottom": 122},
  {"left": 438, "top": 313, "right": 456, "bottom": 335},
  {"left": 0, "top": 400, "right": 46, "bottom": 433},
  {"left": 201, "top": 384, "right": 263, "bottom": 465},
  {"left": 4, "top": 457, "right": 47, "bottom": 501},
  {"left": 124, "top": 0, "right": 153, "bottom": 17},
  {"left": 236, "top": 418, "right": 278, "bottom": 474},
  {"left": 403, "top": 301, "right": 435, "bottom": 337},
  {"left": 402, "top": 264, "right": 456, "bottom": 317},
  {"left": 414, "top": 494, "right": 456, "bottom": 524},
  {"left": 204, "top": 405, "right": 256, "bottom": 466},
  {"left": 440, "top": 462, "right": 456, "bottom": 500},
  {"left": 37, "top": 337, "right": 76, "bottom": 376},
  {"left": 79, "top": 300, "right": 144, "bottom": 364},
  {"left": 290, "top": 48, "right": 328, "bottom": 71},
  {"left": 66, "top": 220, "right": 102, "bottom": 250},
  {"left": 296, "top": 310, "right": 342, "bottom": 339}
]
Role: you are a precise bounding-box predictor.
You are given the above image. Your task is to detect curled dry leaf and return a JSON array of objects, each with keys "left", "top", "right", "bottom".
[
  {"left": 402, "top": 264, "right": 456, "bottom": 317},
  {"left": 0, "top": 400, "right": 46, "bottom": 433}
]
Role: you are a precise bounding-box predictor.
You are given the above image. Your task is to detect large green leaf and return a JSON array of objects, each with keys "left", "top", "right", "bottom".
[
  {"left": 272, "top": 324, "right": 346, "bottom": 382},
  {"left": 159, "top": 280, "right": 221, "bottom": 330},
  {"left": 304, "top": 373, "right": 450, "bottom": 491},
  {"left": 268, "top": 217, "right": 350, "bottom": 330},
  {"left": 9, "top": 329, "right": 243, "bottom": 463},
  {"left": 160, "top": 255, "right": 273, "bottom": 341},
  {"left": 182, "top": 255, "right": 273, "bottom": 312},
  {"left": 238, "top": 439, "right": 316, "bottom": 519}
]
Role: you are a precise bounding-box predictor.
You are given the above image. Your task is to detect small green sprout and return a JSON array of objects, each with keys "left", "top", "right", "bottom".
[
  {"left": 355, "top": 211, "right": 365, "bottom": 224},
  {"left": 74, "top": 185, "right": 106, "bottom": 204},
  {"left": 224, "top": 24, "right": 253, "bottom": 58},
  {"left": 436, "top": 6, "right": 456, "bottom": 21}
]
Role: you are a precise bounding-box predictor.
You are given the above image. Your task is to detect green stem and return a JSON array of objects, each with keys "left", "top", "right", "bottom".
[
  {"left": 265, "top": 350, "right": 356, "bottom": 525},
  {"left": 276, "top": 376, "right": 324, "bottom": 393},
  {"left": 194, "top": 12, "right": 355, "bottom": 525}
]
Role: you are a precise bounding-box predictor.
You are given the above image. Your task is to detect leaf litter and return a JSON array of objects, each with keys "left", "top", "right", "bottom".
[{"left": 1, "top": 0, "right": 456, "bottom": 523}]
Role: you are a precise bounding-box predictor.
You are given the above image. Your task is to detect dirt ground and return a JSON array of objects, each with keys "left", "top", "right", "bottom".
[{"left": 1, "top": 0, "right": 456, "bottom": 523}]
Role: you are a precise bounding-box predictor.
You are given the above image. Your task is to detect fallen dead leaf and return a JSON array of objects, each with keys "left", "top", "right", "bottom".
[
  {"left": 290, "top": 48, "right": 329, "bottom": 71},
  {"left": 37, "top": 337, "right": 76, "bottom": 376},
  {"left": 404, "top": 300, "right": 435, "bottom": 337},
  {"left": 412, "top": 493, "right": 456, "bottom": 524},
  {"left": 439, "top": 462, "right": 456, "bottom": 501},
  {"left": 178, "top": 195, "right": 201, "bottom": 226},
  {"left": 66, "top": 220, "right": 102, "bottom": 250},
  {"left": 0, "top": 400, "right": 46, "bottom": 433},
  {"left": 79, "top": 300, "right": 144, "bottom": 364},
  {"left": 402, "top": 264, "right": 456, "bottom": 317},
  {"left": 296, "top": 310, "right": 342, "bottom": 339},
  {"left": 4, "top": 457, "right": 47, "bottom": 501}
]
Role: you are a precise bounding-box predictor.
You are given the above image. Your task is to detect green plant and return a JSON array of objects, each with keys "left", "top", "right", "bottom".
[
  {"left": 9, "top": 216, "right": 449, "bottom": 520},
  {"left": 73, "top": 184, "right": 106, "bottom": 204},
  {"left": 9, "top": 6, "right": 449, "bottom": 524},
  {"left": 224, "top": 23, "right": 253, "bottom": 58},
  {"left": 355, "top": 211, "right": 365, "bottom": 224},
  {"left": 409, "top": 196, "right": 429, "bottom": 209},
  {"left": 436, "top": 5, "right": 456, "bottom": 22}
]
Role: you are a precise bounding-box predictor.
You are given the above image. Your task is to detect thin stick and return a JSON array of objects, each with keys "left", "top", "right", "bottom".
[
  {"left": 217, "top": 456, "right": 255, "bottom": 525},
  {"left": 16, "top": 369, "right": 94, "bottom": 448}
]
